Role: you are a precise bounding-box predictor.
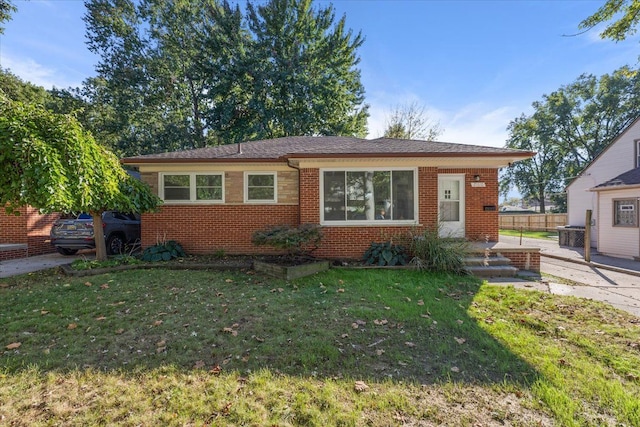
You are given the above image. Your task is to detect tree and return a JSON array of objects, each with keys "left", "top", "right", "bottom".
[
  {"left": 580, "top": 0, "right": 640, "bottom": 41},
  {"left": 501, "top": 66, "right": 640, "bottom": 213},
  {"left": 0, "top": 0, "right": 15, "bottom": 34},
  {"left": 243, "top": 0, "right": 368, "bottom": 140},
  {"left": 84, "top": 0, "right": 369, "bottom": 154},
  {"left": 0, "top": 95, "right": 161, "bottom": 260},
  {"left": 382, "top": 102, "right": 443, "bottom": 140}
]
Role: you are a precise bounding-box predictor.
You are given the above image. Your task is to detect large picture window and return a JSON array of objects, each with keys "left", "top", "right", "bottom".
[
  {"left": 245, "top": 172, "right": 277, "bottom": 202},
  {"left": 614, "top": 199, "right": 638, "bottom": 227},
  {"left": 161, "top": 173, "right": 223, "bottom": 203},
  {"left": 322, "top": 169, "right": 415, "bottom": 223}
]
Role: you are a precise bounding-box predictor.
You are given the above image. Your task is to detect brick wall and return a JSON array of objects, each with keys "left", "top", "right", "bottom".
[
  {"left": 0, "top": 206, "right": 59, "bottom": 259},
  {"left": 502, "top": 250, "right": 540, "bottom": 273},
  {"left": 142, "top": 205, "right": 299, "bottom": 255},
  {"left": 141, "top": 165, "right": 500, "bottom": 259}
]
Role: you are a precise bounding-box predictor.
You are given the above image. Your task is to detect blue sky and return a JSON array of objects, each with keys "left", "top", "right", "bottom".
[{"left": 1, "top": 0, "right": 638, "bottom": 148}]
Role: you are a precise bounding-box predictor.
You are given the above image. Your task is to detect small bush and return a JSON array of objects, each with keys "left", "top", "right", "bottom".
[
  {"left": 362, "top": 241, "right": 408, "bottom": 266},
  {"left": 410, "top": 227, "right": 469, "bottom": 274},
  {"left": 141, "top": 240, "right": 186, "bottom": 262},
  {"left": 251, "top": 224, "right": 322, "bottom": 258}
]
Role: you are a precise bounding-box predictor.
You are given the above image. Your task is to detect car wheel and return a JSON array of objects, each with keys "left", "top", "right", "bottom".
[
  {"left": 56, "top": 247, "right": 78, "bottom": 256},
  {"left": 106, "top": 234, "right": 125, "bottom": 255}
]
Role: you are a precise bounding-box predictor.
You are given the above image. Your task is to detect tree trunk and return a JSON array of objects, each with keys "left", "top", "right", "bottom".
[{"left": 92, "top": 212, "right": 108, "bottom": 261}]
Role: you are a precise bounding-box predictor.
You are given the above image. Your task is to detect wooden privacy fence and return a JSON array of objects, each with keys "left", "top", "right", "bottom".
[{"left": 499, "top": 213, "right": 567, "bottom": 231}]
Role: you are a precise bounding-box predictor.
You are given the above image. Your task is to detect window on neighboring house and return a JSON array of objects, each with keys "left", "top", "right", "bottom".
[
  {"left": 637, "top": 140, "right": 640, "bottom": 168},
  {"left": 321, "top": 169, "right": 416, "bottom": 223},
  {"left": 245, "top": 172, "right": 277, "bottom": 202},
  {"left": 614, "top": 199, "right": 638, "bottom": 227},
  {"left": 161, "top": 173, "right": 223, "bottom": 202}
]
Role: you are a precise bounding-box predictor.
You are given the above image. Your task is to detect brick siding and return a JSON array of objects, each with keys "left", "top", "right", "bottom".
[
  {"left": 141, "top": 166, "right": 501, "bottom": 260},
  {"left": 0, "top": 206, "right": 59, "bottom": 260}
]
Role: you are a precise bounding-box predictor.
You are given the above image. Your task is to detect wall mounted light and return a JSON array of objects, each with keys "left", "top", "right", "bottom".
[{"left": 474, "top": 175, "right": 481, "bottom": 181}]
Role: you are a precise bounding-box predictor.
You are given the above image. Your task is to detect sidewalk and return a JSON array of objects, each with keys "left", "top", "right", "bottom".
[
  {"left": 492, "top": 235, "right": 640, "bottom": 317},
  {"left": 0, "top": 252, "right": 92, "bottom": 278}
]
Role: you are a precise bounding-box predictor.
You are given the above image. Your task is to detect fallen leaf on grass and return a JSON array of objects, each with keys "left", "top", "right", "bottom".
[
  {"left": 450, "top": 366, "right": 460, "bottom": 373},
  {"left": 337, "top": 288, "right": 345, "bottom": 293},
  {"left": 6, "top": 342, "right": 21, "bottom": 350},
  {"left": 354, "top": 381, "right": 369, "bottom": 392},
  {"left": 376, "top": 349, "right": 385, "bottom": 356},
  {"left": 417, "top": 299, "right": 424, "bottom": 306},
  {"left": 222, "top": 327, "right": 238, "bottom": 336},
  {"left": 153, "top": 320, "right": 163, "bottom": 326},
  {"left": 157, "top": 340, "right": 166, "bottom": 347},
  {"left": 156, "top": 346, "right": 166, "bottom": 353},
  {"left": 84, "top": 282, "right": 92, "bottom": 287},
  {"left": 210, "top": 365, "right": 222, "bottom": 375},
  {"left": 40, "top": 310, "right": 49, "bottom": 315},
  {"left": 373, "top": 319, "right": 388, "bottom": 326},
  {"left": 115, "top": 329, "right": 125, "bottom": 335},
  {"left": 341, "top": 334, "right": 349, "bottom": 339},
  {"left": 67, "top": 323, "right": 78, "bottom": 330},
  {"left": 404, "top": 342, "right": 416, "bottom": 348},
  {"left": 95, "top": 316, "right": 106, "bottom": 321},
  {"left": 193, "top": 360, "right": 206, "bottom": 369},
  {"left": 454, "top": 337, "right": 466, "bottom": 345},
  {"left": 225, "top": 279, "right": 234, "bottom": 283}
]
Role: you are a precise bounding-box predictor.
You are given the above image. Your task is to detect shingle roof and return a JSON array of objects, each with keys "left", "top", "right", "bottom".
[
  {"left": 122, "top": 136, "right": 533, "bottom": 163},
  {"left": 593, "top": 167, "right": 640, "bottom": 189}
]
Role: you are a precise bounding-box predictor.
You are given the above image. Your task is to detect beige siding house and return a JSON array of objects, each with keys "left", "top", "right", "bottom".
[
  {"left": 567, "top": 118, "right": 640, "bottom": 258},
  {"left": 566, "top": 117, "right": 640, "bottom": 248}
]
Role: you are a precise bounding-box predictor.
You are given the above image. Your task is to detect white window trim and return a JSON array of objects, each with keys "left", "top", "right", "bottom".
[
  {"left": 244, "top": 171, "right": 278, "bottom": 203},
  {"left": 319, "top": 167, "right": 418, "bottom": 226},
  {"left": 159, "top": 172, "right": 225, "bottom": 204}
]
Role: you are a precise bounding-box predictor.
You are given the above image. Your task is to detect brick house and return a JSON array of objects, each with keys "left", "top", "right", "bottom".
[{"left": 122, "top": 136, "right": 533, "bottom": 260}]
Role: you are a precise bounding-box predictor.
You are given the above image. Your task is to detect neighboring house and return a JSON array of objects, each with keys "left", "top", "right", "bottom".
[
  {"left": 566, "top": 117, "right": 640, "bottom": 258},
  {"left": 122, "top": 136, "right": 533, "bottom": 260},
  {"left": 0, "top": 207, "right": 59, "bottom": 261}
]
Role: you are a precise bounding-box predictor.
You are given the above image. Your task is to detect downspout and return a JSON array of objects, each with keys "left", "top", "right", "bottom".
[{"left": 286, "top": 158, "right": 302, "bottom": 226}]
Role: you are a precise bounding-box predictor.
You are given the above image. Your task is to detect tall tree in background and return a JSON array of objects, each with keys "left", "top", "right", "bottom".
[
  {"left": 501, "top": 66, "right": 640, "bottom": 213},
  {"left": 580, "top": 0, "right": 640, "bottom": 41},
  {"left": 382, "top": 102, "right": 443, "bottom": 140},
  {"left": 244, "top": 0, "right": 368, "bottom": 140},
  {"left": 84, "top": 0, "right": 368, "bottom": 155}
]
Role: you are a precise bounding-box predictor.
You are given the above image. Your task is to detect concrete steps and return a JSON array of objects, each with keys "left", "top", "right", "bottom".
[{"left": 463, "top": 254, "right": 518, "bottom": 278}]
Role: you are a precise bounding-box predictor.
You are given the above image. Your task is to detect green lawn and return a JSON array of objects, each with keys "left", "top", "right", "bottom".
[
  {"left": 1, "top": 267, "right": 639, "bottom": 425},
  {"left": 500, "top": 229, "right": 559, "bottom": 240}
]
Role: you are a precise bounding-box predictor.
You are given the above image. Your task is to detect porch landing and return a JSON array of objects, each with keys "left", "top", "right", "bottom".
[{"left": 467, "top": 242, "right": 540, "bottom": 275}]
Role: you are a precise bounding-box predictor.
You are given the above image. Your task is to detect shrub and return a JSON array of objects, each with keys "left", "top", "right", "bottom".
[
  {"left": 251, "top": 224, "right": 322, "bottom": 258},
  {"left": 362, "top": 241, "right": 408, "bottom": 266},
  {"left": 410, "top": 227, "right": 469, "bottom": 274},
  {"left": 141, "top": 240, "right": 186, "bottom": 262}
]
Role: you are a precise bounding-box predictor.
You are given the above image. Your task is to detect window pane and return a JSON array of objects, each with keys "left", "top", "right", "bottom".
[
  {"left": 164, "top": 188, "right": 190, "bottom": 200},
  {"left": 248, "top": 187, "right": 274, "bottom": 200},
  {"left": 392, "top": 170, "right": 414, "bottom": 220},
  {"left": 373, "top": 171, "right": 391, "bottom": 220},
  {"left": 196, "top": 175, "right": 222, "bottom": 187},
  {"left": 164, "top": 175, "right": 190, "bottom": 200},
  {"left": 323, "top": 171, "right": 346, "bottom": 221},
  {"left": 440, "top": 201, "right": 460, "bottom": 221},
  {"left": 346, "top": 171, "right": 368, "bottom": 220},
  {"left": 196, "top": 187, "right": 222, "bottom": 200},
  {"left": 248, "top": 174, "right": 274, "bottom": 187},
  {"left": 615, "top": 200, "right": 637, "bottom": 226}
]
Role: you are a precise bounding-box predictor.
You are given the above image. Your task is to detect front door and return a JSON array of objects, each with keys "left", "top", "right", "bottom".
[{"left": 438, "top": 175, "right": 465, "bottom": 238}]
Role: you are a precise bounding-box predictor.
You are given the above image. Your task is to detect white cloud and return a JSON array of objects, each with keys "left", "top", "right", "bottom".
[
  {"left": 0, "top": 53, "right": 80, "bottom": 89},
  {"left": 365, "top": 90, "right": 518, "bottom": 148}
]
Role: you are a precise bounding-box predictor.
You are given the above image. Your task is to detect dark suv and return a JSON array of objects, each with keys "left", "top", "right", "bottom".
[{"left": 50, "top": 211, "right": 141, "bottom": 256}]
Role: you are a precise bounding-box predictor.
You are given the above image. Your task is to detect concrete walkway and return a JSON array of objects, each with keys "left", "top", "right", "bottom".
[
  {"left": 490, "top": 235, "right": 640, "bottom": 317},
  {"left": 0, "top": 251, "right": 93, "bottom": 278}
]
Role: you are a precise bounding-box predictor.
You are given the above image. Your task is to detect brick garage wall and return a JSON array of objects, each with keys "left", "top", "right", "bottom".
[
  {"left": 1, "top": 206, "right": 27, "bottom": 244},
  {"left": 25, "top": 207, "right": 59, "bottom": 256},
  {"left": 141, "top": 205, "right": 299, "bottom": 255}
]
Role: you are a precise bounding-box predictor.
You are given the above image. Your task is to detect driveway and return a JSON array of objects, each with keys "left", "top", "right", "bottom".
[
  {"left": 494, "top": 235, "right": 640, "bottom": 317},
  {"left": 0, "top": 251, "right": 93, "bottom": 279}
]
